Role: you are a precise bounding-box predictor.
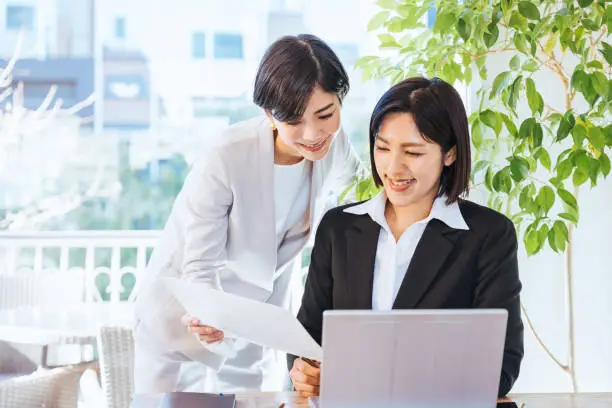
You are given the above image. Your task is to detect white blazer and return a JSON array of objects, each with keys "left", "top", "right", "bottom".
[{"left": 133, "top": 116, "right": 361, "bottom": 370}]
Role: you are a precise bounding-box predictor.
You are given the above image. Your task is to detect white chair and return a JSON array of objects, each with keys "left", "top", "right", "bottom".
[
  {"left": 0, "top": 269, "right": 86, "bottom": 310},
  {"left": 97, "top": 326, "right": 135, "bottom": 408},
  {"left": 0, "top": 365, "right": 82, "bottom": 408},
  {"left": 0, "top": 270, "right": 87, "bottom": 368}
]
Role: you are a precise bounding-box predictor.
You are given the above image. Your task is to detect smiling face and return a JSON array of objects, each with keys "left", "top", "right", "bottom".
[
  {"left": 373, "top": 112, "right": 456, "bottom": 209},
  {"left": 266, "top": 86, "right": 341, "bottom": 162}
]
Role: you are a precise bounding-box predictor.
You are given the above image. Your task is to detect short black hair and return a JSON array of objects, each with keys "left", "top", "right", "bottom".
[
  {"left": 369, "top": 77, "right": 471, "bottom": 204},
  {"left": 253, "top": 34, "right": 349, "bottom": 123}
]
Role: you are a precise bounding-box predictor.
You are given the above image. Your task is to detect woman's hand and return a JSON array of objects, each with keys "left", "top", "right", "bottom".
[
  {"left": 290, "top": 358, "right": 321, "bottom": 398},
  {"left": 181, "top": 315, "right": 224, "bottom": 344}
]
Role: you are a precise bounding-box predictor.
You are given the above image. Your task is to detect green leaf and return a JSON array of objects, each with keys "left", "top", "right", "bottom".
[
  {"left": 548, "top": 227, "right": 559, "bottom": 252},
  {"left": 507, "top": 75, "right": 523, "bottom": 112},
  {"left": 578, "top": 0, "right": 594, "bottom": 7},
  {"left": 582, "top": 18, "right": 600, "bottom": 31},
  {"left": 572, "top": 124, "right": 587, "bottom": 145},
  {"left": 571, "top": 69, "right": 590, "bottom": 91},
  {"left": 537, "top": 148, "right": 551, "bottom": 170},
  {"left": 493, "top": 168, "right": 512, "bottom": 193},
  {"left": 480, "top": 110, "right": 502, "bottom": 136},
  {"left": 553, "top": 221, "right": 569, "bottom": 252},
  {"left": 522, "top": 60, "right": 539, "bottom": 72},
  {"left": 586, "top": 61, "right": 604, "bottom": 69},
  {"left": 510, "top": 157, "right": 530, "bottom": 182},
  {"left": 538, "top": 224, "right": 550, "bottom": 250},
  {"left": 510, "top": 12, "right": 529, "bottom": 31},
  {"left": 501, "top": 113, "right": 518, "bottom": 137},
  {"left": 525, "top": 78, "right": 544, "bottom": 116},
  {"left": 600, "top": 154, "right": 611, "bottom": 177},
  {"left": 524, "top": 227, "right": 540, "bottom": 255},
  {"left": 485, "top": 167, "right": 495, "bottom": 191},
  {"left": 519, "top": 117, "right": 542, "bottom": 146},
  {"left": 560, "top": 28, "right": 573, "bottom": 51},
  {"left": 473, "top": 160, "right": 488, "bottom": 175},
  {"left": 532, "top": 123, "right": 543, "bottom": 148},
  {"left": 599, "top": 42, "right": 612, "bottom": 66},
  {"left": 491, "top": 71, "right": 513, "bottom": 99},
  {"left": 543, "top": 34, "right": 557, "bottom": 54},
  {"left": 558, "top": 212, "right": 578, "bottom": 225},
  {"left": 484, "top": 23, "right": 499, "bottom": 48},
  {"left": 556, "top": 112, "right": 575, "bottom": 142},
  {"left": 387, "top": 17, "right": 405, "bottom": 33},
  {"left": 368, "top": 11, "right": 390, "bottom": 31},
  {"left": 572, "top": 150, "right": 590, "bottom": 171},
  {"left": 557, "top": 159, "right": 574, "bottom": 180},
  {"left": 354, "top": 56, "right": 378, "bottom": 70},
  {"left": 510, "top": 55, "right": 521, "bottom": 70},
  {"left": 519, "top": 118, "right": 535, "bottom": 139},
  {"left": 434, "top": 12, "right": 456, "bottom": 34},
  {"left": 591, "top": 72, "right": 609, "bottom": 97},
  {"left": 519, "top": 184, "right": 537, "bottom": 212},
  {"left": 377, "top": 0, "right": 396, "bottom": 9},
  {"left": 537, "top": 186, "right": 555, "bottom": 214},
  {"left": 573, "top": 167, "right": 589, "bottom": 186},
  {"left": 471, "top": 118, "right": 485, "bottom": 148},
  {"left": 589, "top": 158, "right": 600, "bottom": 186},
  {"left": 587, "top": 126, "right": 606, "bottom": 151},
  {"left": 378, "top": 34, "right": 400, "bottom": 48},
  {"left": 396, "top": 4, "right": 415, "bottom": 19},
  {"left": 519, "top": 1, "right": 541, "bottom": 20},
  {"left": 514, "top": 33, "right": 531, "bottom": 56},
  {"left": 558, "top": 188, "right": 578, "bottom": 210},
  {"left": 457, "top": 18, "right": 471, "bottom": 41}
]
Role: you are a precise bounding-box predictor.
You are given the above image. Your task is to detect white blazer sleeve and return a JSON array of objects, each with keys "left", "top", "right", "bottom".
[{"left": 179, "top": 148, "right": 233, "bottom": 288}]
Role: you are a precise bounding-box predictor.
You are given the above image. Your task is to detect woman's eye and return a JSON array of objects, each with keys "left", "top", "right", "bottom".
[{"left": 375, "top": 145, "right": 389, "bottom": 151}]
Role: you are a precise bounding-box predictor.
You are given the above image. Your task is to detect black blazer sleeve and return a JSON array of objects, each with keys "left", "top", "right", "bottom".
[
  {"left": 287, "top": 212, "right": 334, "bottom": 371},
  {"left": 473, "top": 217, "right": 524, "bottom": 397}
]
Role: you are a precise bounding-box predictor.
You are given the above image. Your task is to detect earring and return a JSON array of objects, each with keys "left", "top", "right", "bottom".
[{"left": 271, "top": 122, "right": 277, "bottom": 131}]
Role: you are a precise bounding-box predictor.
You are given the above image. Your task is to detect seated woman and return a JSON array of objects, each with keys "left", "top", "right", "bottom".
[{"left": 288, "top": 77, "right": 524, "bottom": 398}]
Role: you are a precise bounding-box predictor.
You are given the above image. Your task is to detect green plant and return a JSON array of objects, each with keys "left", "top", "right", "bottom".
[{"left": 354, "top": 0, "right": 611, "bottom": 391}]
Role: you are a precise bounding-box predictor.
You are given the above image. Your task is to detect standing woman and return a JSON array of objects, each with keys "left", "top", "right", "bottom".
[{"left": 133, "top": 34, "right": 361, "bottom": 394}]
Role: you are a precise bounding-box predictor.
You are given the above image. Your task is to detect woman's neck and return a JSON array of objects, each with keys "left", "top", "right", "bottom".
[
  {"left": 274, "top": 130, "right": 304, "bottom": 165},
  {"left": 385, "top": 191, "right": 437, "bottom": 242}
]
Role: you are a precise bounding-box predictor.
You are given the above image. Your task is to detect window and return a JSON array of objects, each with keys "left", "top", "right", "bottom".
[
  {"left": 115, "top": 16, "right": 126, "bottom": 39},
  {"left": 213, "top": 33, "right": 243, "bottom": 59},
  {"left": 427, "top": 6, "right": 436, "bottom": 29},
  {"left": 192, "top": 32, "right": 206, "bottom": 59},
  {"left": 6, "top": 5, "right": 34, "bottom": 31}
]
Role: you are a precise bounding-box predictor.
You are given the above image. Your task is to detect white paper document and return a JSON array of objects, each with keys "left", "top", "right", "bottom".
[{"left": 164, "top": 277, "right": 323, "bottom": 361}]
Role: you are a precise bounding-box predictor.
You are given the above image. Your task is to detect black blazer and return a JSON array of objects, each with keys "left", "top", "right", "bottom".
[{"left": 289, "top": 199, "right": 524, "bottom": 398}]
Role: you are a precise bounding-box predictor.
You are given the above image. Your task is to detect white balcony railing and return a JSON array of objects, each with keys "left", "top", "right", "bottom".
[{"left": 0, "top": 230, "right": 160, "bottom": 306}]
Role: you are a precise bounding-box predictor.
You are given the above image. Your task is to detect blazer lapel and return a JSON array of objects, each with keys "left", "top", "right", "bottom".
[
  {"left": 393, "top": 220, "right": 461, "bottom": 309},
  {"left": 344, "top": 215, "right": 380, "bottom": 309}
]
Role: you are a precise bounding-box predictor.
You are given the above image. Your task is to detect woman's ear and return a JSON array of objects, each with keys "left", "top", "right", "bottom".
[
  {"left": 264, "top": 111, "right": 276, "bottom": 130},
  {"left": 444, "top": 146, "right": 457, "bottom": 167}
]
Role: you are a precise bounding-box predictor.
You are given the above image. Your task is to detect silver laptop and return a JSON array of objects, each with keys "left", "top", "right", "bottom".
[{"left": 310, "top": 309, "right": 508, "bottom": 408}]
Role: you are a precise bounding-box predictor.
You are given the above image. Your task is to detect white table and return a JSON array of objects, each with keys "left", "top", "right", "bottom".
[{"left": 0, "top": 303, "right": 133, "bottom": 347}]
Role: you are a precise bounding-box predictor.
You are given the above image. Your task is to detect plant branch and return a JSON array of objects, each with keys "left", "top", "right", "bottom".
[
  {"left": 471, "top": 47, "right": 516, "bottom": 59},
  {"left": 565, "top": 186, "right": 580, "bottom": 392},
  {"left": 520, "top": 302, "right": 569, "bottom": 372},
  {"left": 544, "top": 103, "right": 562, "bottom": 115}
]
